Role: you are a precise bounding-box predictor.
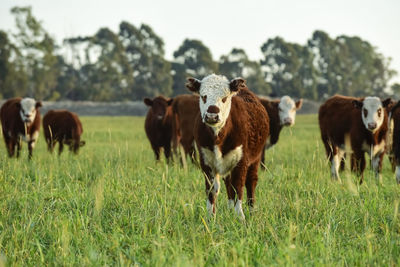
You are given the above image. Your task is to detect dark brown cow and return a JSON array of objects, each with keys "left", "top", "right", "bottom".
[
  {"left": 187, "top": 74, "right": 269, "bottom": 220},
  {"left": 319, "top": 95, "right": 391, "bottom": 184},
  {"left": 259, "top": 96, "right": 303, "bottom": 165},
  {"left": 0, "top": 97, "right": 42, "bottom": 159},
  {"left": 171, "top": 94, "right": 199, "bottom": 160},
  {"left": 144, "top": 96, "right": 174, "bottom": 162},
  {"left": 43, "top": 110, "right": 85, "bottom": 155},
  {"left": 388, "top": 101, "right": 400, "bottom": 183}
]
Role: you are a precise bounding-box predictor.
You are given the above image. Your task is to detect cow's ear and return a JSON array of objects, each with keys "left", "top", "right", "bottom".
[
  {"left": 295, "top": 99, "right": 303, "bottom": 110},
  {"left": 35, "top": 101, "right": 42, "bottom": 109},
  {"left": 144, "top": 98, "right": 153, "bottom": 106},
  {"left": 15, "top": 102, "right": 21, "bottom": 109},
  {"left": 352, "top": 100, "right": 363, "bottom": 109},
  {"left": 167, "top": 98, "right": 173, "bottom": 106},
  {"left": 186, "top": 78, "right": 201, "bottom": 92},
  {"left": 229, "top": 78, "right": 246, "bottom": 92},
  {"left": 382, "top": 98, "right": 392, "bottom": 108}
]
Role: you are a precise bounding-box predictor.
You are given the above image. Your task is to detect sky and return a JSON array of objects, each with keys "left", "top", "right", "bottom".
[{"left": 1, "top": 0, "right": 400, "bottom": 84}]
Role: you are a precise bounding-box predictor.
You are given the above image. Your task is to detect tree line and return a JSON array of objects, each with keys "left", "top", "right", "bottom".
[{"left": 0, "top": 6, "right": 399, "bottom": 102}]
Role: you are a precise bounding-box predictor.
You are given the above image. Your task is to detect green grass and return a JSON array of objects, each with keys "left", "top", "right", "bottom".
[{"left": 0, "top": 115, "right": 400, "bottom": 266}]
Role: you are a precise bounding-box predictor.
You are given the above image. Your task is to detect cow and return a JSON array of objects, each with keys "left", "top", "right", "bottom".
[
  {"left": 186, "top": 74, "right": 269, "bottom": 220},
  {"left": 259, "top": 96, "right": 303, "bottom": 166},
  {"left": 43, "top": 110, "right": 85, "bottom": 155},
  {"left": 0, "top": 97, "right": 42, "bottom": 159},
  {"left": 388, "top": 100, "right": 400, "bottom": 183},
  {"left": 144, "top": 96, "right": 174, "bottom": 162},
  {"left": 171, "top": 94, "right": 199, "bottom": 161},
  {"left": 318, "top": 95, "right": 392, "bottom": 184}
]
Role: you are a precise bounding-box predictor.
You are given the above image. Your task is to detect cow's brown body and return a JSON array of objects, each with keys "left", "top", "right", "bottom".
[
  {"left": 188, "top": 75, "right": 269, "bottom": 220},
  {"left": 43, "top": 110, "right": 85, "bottom": 154},
  {"left": 259, "top": 98, "right": 283, "bottom": 164},
  {"left": 171, "top": 94, "right": 199, "bottom": 160},
  {"left": 319, "top": 95, "right": 390, "bottom": 183},
  {"left": 144, "top": 96, "right": 174, "bottom": 161},
  {"left": 388, "top": 101, "right": 400, "bottom": 183},
  {"left": 0, "top": 97, "right": 41, "bottom": 159}
]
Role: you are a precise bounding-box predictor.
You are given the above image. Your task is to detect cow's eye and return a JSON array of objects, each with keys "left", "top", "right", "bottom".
[
  {"left": 278, "top": 107, "right": 283, "bottom": 112},
  {"left": 222, "top": 96, "right": 228, "bottom": 103},
  {"left": 201, "top": 95, "right": 207, "bottom": 103},
  {"left": 377, "top": 109, "right": 382, "bottom": 117},
  {"left": 363, "top": 108, "right": 368, "bottom": 117}
]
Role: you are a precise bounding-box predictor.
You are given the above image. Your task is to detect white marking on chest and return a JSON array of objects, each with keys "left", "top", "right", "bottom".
[
  {"left": 362, "top": 140, "right": 385, "bottom": 156},
  {"left": 201, "top": 145, "right": 243, "bottom": 176}
]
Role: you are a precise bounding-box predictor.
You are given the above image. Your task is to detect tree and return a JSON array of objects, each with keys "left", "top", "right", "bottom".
[
  {"left": 219, "top": 48, "right": 271, "bottom": 95},
  {"left": 10, "top": 6, "right": 61, "bottom": 100},
  {"left": 172, "top": 39, "right": 218, "bottom": 95},
  {"left": 119, "top": 22, "right": 172, "bottom": 99},
  {"left": 0, "top": 30, "right": 28, "bottom": 99}
]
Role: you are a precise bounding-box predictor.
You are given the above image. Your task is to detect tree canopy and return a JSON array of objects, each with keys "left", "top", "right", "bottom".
[{"left": 0, "top": 6, "right": 398, "bottom": 101}]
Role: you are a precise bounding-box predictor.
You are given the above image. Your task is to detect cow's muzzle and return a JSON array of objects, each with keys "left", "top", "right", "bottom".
[
  {"left": 282, "top": 117, "right": 293, "bottom": 126},
  {"left": 368, "top": 122, "right": 377, "bottom": 131},
  {"left": 204, "top": 113, "right": 219, "bottom": 125}
]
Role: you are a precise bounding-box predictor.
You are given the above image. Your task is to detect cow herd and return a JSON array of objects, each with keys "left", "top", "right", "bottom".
[
  {"left": 145, "top": 74, "right": 400, "bottom": 220},
  {"left": 0, "top": 97, "right": 85, "bottom": 158}
]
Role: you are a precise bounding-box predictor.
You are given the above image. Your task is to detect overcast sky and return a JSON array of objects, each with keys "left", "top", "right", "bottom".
[{"left": 1, "top": 0, "right": 399, "bottom": 83}]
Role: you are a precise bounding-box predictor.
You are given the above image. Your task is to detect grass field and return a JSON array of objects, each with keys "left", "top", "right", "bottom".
[{"left": 0, "top": 114, "right": 399, "bottom": 266}]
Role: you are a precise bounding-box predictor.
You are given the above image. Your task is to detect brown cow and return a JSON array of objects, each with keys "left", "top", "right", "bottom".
[
  {"left": 388, "top": 101, "right": 400, "bottom": 183},
  {"left": 0, "top": 97, "right": 42, "bottom": 159},
  {"left": 259, "top": 96, "right": 303, "bottom": 165},
  {"left": 171, "top": 94, "right": 199, "bottom": 161},
  {"left": 319, "top": 95, "right": 392, "bottom": 184},
  {"left": 144, "top": 96, "right": 174, "bottom": 162},
  {"left": 187, "top": 74, "right": 269, "bottom": 220},
  {"left": 43, "top": 110, "right": 85, "bottom": 155}
]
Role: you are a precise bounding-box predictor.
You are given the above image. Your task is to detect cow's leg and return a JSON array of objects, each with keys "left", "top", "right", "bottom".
[
  {"left": 163, "top": 141, "right": 172, "bottom": 163},
  {"left": 28, "top": 140, "right": 36, "bottom": 160},
  {"left": 200, "top": 159, "right": 219, "bottom": 217},
  {"left": 245, "top": 161, "right": 260, "bottom": 212},
  {"left": 224, "top": 175, "right": 235, "bottom": 209},
  {"left": 6, "top": 137, "right": 16, "bottom": 157},
  {"left": 372, "top": 152, "right": 384, "bottom": 182},
  {"left": 330, "top": 146, "right": 341, "bottom": 180},
  {"left": 260, "top": 145, "right": 266, "bottom": 169},
  {"left": 16, "top": 137, "right": 22, "bottom": 158},
  {"left": 396, "top": 163, "right": 400, "bottom": 184},
  {"left": 230, "top": 163, "right": 247, "bottom": 221},
  {"left": 352, "top": 151, "right": 366, "bottom": 184},
  {"left": 58, "top": 142, "right": 64, "bottom": 155},
  {"left": 151, "top": 144, "right": 160, "bottom": 161}
]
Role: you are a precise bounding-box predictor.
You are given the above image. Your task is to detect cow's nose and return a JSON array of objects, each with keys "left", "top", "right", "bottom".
[
  {"left": 283, "top": 117, "right": 293, "bottom": 126},
  {"left": 205, "top": 113, "right": 219, "bottom": 124},
  {"left": 368, "top": 122, "right": 377, "bottom": 130},
  {"left": 207, "top": 105, "right": 220, "bottom": 114}
]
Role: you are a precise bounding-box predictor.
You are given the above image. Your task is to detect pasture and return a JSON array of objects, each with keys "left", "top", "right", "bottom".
[{"left": 0, "top": 115, "right": 399, "bottom": 266}]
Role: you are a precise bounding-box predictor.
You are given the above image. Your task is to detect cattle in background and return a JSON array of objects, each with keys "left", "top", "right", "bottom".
[
  {"left": 43, "top": 110, "right": 85, "bottom": 155},
  {"left": 388, "top": 101, "right": 400, "bottom": 183},
  {"left": 187, "top": 74, "right": 269, "bottom": 220},
  {"left": 171, "top": 94, "right": 199, "bottom": 161},
  {"left": 259, "top": 96, "right": 303, "bottom": 165},
  {"left": 0, "top": 97, "right": 42, "bottom": 159},
  {"left": 144, "top": 96, "right": 174, "bottom": 162},
  {"left": 319, "top": 95, "right": 391, "bottom": 184}
]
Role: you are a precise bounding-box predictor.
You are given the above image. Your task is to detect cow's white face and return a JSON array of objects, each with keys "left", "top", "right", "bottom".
[
  {"left": 352, "top": 96, "right": 388, "bottom": 133},
  {"left": 186, "top": 74, "right": 245, "bottom": 135},
  {"left": 278, "top": 96, "right": 303, "bottom": 126},
  {"left": 20, "top": 98, "right": 39, "bottom": 124}
]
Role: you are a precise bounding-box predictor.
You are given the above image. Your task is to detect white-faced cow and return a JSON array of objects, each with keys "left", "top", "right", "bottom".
[
  {"left": 319, "top": 95, "right": 392, "bottom": 184},
  {"left": 144, "top": 96, "right": 174, "bottom": 162},
  {"left": 43, "top": 110, "right": 85, "bottom": 155},
  {"left": 187, "top": 74, "right": 269, "bottom": 220},
  {"left": 259, "top": 96, "right": 303, "bottom": 165},
  {"left": 0, "top": 97, "right": 42, "bottom": 159}
]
